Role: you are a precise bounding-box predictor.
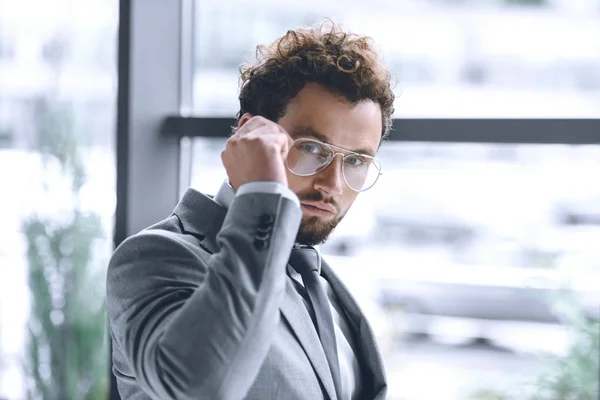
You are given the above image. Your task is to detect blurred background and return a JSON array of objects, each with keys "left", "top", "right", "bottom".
[{"left": 1, "top": 0, "right": 599, "bottom": 399}]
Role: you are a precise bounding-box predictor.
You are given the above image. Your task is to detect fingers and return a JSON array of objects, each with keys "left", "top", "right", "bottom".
[
  {"left": 235, "top": 115, "right": 273, "bottom": 136},
  {"left": 235, "top": 115, "right": 289, "bottom": 137},
  {"left": 221, "top": 115, "right": 291, "bottom": 189},
  {"left": 229, "top": 116, "right": 291, "bottom": 155}
]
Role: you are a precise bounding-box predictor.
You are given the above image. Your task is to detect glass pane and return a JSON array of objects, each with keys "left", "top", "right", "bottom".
[
  {"left": 193, "top": 2, "right": 600, "bottom": 118},
  {"left": 187, "top": 137, "right": 600, "bottom": 400},
  {"left": 0, "top": 1, "right": 117, "bottom": 398}
]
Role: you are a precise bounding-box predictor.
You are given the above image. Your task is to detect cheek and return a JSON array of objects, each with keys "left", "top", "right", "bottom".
[
  {"left": 286, "top": 170, "right": 310, "bottom": 194},
  {"left": 339, "top": 190, "right": 359, "bottom": 215},
  {"left": 286, "top": 170, "right": 359, "bottom": 214}
]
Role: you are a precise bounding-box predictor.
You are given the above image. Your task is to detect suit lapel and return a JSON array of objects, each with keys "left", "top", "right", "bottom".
[
  {"left": 172, "top": 188, "right": 373, "bottom": 399},
  {"left": 280, "top": 278, "right": 338, "bottom": 400},
  {"left": 320, "top": 260, "right": 388, "bottom": 399}
]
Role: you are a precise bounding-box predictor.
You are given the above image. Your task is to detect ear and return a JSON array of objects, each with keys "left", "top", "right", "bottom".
[{"left": 237, "top": 113, "right": 253, "bottom": 129}]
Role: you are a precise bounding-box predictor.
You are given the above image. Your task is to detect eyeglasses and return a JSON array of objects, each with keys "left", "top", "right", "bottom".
[{"left": 285, "top": 138, "right": 382, "bottom": 192}]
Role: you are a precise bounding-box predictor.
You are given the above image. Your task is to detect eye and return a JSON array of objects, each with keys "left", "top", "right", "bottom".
[
  {"left": 345, "top": 155, "right": 366, "bottom": 167},
  {"left": 301, "top": 142, "right": 325, "bottom": 155}
]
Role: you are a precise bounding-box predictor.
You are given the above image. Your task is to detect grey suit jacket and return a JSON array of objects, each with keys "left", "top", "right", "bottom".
[{"left": 107, "top": 188, "right": 387, "bottom": 400}]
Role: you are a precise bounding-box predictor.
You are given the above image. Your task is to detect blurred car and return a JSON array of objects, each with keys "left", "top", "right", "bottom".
[
  {"left": 317, "top": 152, "right": 600, "bottom": 344},
  {"left": 365, "top": 226, "right": 600, "bottom": 339},
  {"left": 556, "top": 197, "right": 600, "bottom": 226}
]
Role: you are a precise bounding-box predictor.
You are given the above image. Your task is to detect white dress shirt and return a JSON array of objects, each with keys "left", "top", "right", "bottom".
[{"left": 211, "top": 180, "right": 362, "bottom": 400}]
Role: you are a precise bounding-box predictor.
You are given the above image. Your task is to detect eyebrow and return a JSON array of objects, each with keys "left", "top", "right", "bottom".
[{"left": 294, "top": 126, "right": 377, "bottom": 157}]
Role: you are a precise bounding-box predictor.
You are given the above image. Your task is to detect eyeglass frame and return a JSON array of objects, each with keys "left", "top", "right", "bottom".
[{"left": 285, "top": 137, "right": 383, "bottom": 192}]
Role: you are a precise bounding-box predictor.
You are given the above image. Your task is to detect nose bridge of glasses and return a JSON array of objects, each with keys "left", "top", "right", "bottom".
[
  {"left": 332, "top": 151, "right": 345, "bottom": 160},
  {"left": 321, "top": 151, "right": 346, "bottom": 187},
  {"left": 323, "top": 151, "right": 345, "bottom": 169}
]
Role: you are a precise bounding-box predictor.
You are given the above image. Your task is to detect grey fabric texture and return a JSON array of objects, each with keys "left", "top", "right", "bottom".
[
  {"left": 106, "top": 188, "right": 387, "bottom": 400},
  {"left": 289, "top": 246, "right": 343, "bottom": 400}
]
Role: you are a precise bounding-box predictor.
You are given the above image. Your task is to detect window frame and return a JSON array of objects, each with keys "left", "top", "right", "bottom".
[{"left": 161, "top": 117, "right": 600, "bottom": 144}]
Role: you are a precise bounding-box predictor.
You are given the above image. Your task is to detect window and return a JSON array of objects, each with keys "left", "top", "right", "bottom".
[
  {"left": 188, "top": 2, "right": 600, "bottom": 399},
  {"left": 193, "top": 1, "right": 600, "bottom": 118},
  {"left": 0, "top": 98, "right": 14, "bottom": 148},
  {"left": 0, "top": 1, "right": 117, "bottom": 398},
  {"left": 185, "top": 137, "right": 600, "bottom": 399},
  {"left": 0, "top": 33, "right": 16, "bottom": 61}
]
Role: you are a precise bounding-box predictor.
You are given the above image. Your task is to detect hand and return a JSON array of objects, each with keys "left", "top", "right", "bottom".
[{"left": 221, "top": 115, "right": 293, "bottom": 190}]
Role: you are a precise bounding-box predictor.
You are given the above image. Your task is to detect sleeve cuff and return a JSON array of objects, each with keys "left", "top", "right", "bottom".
[{"left": 236, "top": 181, "right": 300, "bottom": 208}]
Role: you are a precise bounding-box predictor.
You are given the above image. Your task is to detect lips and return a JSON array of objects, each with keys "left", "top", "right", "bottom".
[{"left": 300, "top": 201, "right": 336, "bottom": 214}]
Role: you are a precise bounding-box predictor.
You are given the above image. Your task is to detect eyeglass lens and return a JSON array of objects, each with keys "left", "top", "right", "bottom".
[{"left": 286, "top": 139, "right": 381, "bottom": 192}]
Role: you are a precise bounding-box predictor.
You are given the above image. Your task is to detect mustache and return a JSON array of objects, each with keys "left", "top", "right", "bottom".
[{"left": 297, "top": 191, "right": 340, "bottom": 214}]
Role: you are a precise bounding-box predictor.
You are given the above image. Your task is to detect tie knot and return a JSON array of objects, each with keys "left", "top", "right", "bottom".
[{"left": 289, "top": 246, "right": 321, "bottom": 275}]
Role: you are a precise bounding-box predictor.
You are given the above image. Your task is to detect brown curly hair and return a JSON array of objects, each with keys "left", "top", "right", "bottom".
[{"left": 237, "top": 20, "right": 396, "bottom": 140}]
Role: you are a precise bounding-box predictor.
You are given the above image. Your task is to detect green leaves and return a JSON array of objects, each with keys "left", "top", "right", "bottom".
[
  {"left": 470, "top": 289, "right": 599, "bottom": 400},
  {"left": 22, "top": 97, "right": 109, "bottom": 400}
]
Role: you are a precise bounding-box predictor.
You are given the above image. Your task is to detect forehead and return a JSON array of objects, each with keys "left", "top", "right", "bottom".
[{"left": 279, "top": 83, "right": 382, "bottom": 156}]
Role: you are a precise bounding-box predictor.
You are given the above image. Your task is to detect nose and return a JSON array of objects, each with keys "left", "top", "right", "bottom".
[{"left": 314, "top": 153, "right": 344, "bottom": 197}]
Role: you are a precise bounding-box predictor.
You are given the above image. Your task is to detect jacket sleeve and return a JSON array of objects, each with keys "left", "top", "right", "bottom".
[{"left": 106, "top": 191, "right": 302, "bottom": 400}]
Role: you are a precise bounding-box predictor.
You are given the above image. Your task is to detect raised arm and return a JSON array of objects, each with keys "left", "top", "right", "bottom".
[{"left": 107, "top": 189, "right": 301, "bottom": 399}]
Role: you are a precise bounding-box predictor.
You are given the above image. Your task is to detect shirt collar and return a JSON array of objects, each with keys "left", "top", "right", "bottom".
[{"left": 213, "top": 179, "right": 235, "bottom": 209}]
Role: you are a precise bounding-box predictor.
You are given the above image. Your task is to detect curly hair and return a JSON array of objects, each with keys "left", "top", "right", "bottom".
[{"left": 237, "top": 20, "right": 396, "bottom": 140}]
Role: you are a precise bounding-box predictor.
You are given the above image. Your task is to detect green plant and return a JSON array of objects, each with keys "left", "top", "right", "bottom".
[
  {"left": 470, "top": 388, "right": 515, "bottom": 400},
  {"left": 21, "top": 98, "right": 108, "bottom": 400},
  {"left": 528, "top": 289, "right": 599, "bottom": 400},
  {"left": 470, "top": 288, "right": 599, "bottom": 400}
]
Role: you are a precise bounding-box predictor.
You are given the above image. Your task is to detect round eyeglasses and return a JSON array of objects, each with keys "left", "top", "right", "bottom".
[{"left": 285, "top": 138, "right": 382, "bottom": 192}]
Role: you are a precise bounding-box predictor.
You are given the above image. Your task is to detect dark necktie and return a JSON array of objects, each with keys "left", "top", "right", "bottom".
[{"left": 289, "top": 246, "right": 342, "bottom": 400}]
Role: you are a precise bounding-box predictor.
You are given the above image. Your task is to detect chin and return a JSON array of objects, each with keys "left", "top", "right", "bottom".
[{"left": 296, "top": 217, "right": 339, "bottom": 246}]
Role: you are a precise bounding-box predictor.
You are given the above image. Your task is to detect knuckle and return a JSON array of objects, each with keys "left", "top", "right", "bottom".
[
  {"left": 240, "top": 134, "right": 257, "bottom": 145},
  {"left": 226, "top": 135, "right": 238, "bottom": 146},
  {"left": 250, "top": 115, "right": 267, "bottom": 126},
  {"left": 236, "top": 132, "right": 250, "bottom": 142},
  {"left": 265, "top": 142, "right": 282, "bottom": 155}
]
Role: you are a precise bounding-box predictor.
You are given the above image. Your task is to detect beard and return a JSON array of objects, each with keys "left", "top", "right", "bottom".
[
  {"left": 295, "top": 214, "right": 344, "bottom": 246},
  {"left": 294, "top": 191, "right": 346, "bottom": 246}
]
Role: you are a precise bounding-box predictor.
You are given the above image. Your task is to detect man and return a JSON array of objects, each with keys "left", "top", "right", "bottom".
[{"left": 107, "top": 20, "right": 395, "bottom": 400}]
